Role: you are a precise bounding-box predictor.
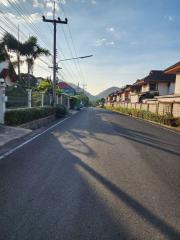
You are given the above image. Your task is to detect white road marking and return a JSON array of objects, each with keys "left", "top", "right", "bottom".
[{"left": 0, "top": 117, "right": 71, "bottom": 160}]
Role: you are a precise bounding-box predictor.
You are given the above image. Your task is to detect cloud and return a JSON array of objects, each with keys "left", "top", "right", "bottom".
[
  {"left": 106, "top": 41, "right": 115, "bottom": 46},
  {"left": 46, "top": 11, "right": 53, "bottom": 17},
  {"left": 32, "top": 0, "right": 44, "bottom": 8},
  {"left": 93, "top": 38, "right": 115, "bottom": 47},
  {"left": 93, "top": 38, "right": 107, "bottom": 47},
  {"left": 91, "top": 0, "right": 97, "bottom": 5},
  {"left": 0, "top": 0, "right": 26, "bottom": 6},
  {"left": 130, "top": 41, "right": 138, "bottom": 45},
  {"left": 0, "top": 12, "right": 41, "bottom": 24},
  {"left": 106, "top": 27, "right": 115, "bottom": 32},
  {"left": 168, "top": 15, "right": 173, "bottom": 21}
]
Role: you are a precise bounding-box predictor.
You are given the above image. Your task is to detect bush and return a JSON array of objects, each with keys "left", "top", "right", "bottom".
[
  {"left": 5, "top": 107, "right": 55, "bottom": 126},
  {"left": 105, "top": 106, "right": 180, "bottom": 127},
  {"left": 55, "top": 104, "right": 67, "bottom": 119}
]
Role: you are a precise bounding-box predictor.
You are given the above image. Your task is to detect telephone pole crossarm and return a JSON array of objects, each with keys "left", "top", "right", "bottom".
[{"left": 42, "top": 16, "right": 68, "bottom": 24}]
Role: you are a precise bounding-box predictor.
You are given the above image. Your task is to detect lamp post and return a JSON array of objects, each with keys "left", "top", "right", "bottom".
[{"left": 57, "top": 55, "right": 93, "bottom": 62}]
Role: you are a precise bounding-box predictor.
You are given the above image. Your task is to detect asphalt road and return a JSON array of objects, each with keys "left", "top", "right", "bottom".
[{"left": 0, "top": 107, "right": 180, "bottom": 240}]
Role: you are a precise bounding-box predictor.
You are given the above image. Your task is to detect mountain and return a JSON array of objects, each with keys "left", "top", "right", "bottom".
[
  {"left": 68, "top": 82, "right": 120, "bottom": 100},
  {"left": 95, "top": 87, "right": 120, "bottom": 99},
  {"left": 68, "top": 82, "right": 96, "bottom": 100}
]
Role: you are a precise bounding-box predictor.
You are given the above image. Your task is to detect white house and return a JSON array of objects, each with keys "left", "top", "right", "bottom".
[{"left": 0, "top": 61, "right": 17, "bottom": 86}]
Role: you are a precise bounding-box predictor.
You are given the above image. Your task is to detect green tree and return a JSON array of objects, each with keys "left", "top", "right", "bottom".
[
  {"left": 37, "top": 79, "right": 52, "bottom": 93},
  {"left": 22, "top": 36, "right": 50, "bottom": 74},
  {"left": 2, "top": 33, "right": 23, "bottom": 76}
]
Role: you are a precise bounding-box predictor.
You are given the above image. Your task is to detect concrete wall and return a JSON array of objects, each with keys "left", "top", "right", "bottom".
[
  {"left": 175, "top": 74, "right": 180, "bottom": 94},
  {"left": 149, "top": 104, "right": 157, "bottom": 113},
  {"left": 169, "top": 82, "right": 175, "bottom": 94},
  {"left": 130, "top": 94, "right": 139, "bottom": 103},
  {"left": 173, "top": 103, "right": 180, "bottom": 117},
  {"left": 158, "top": 82, "right": 169, "bottom": 96},
  {"left": 106, "top": 101, "right": 180, "bottom": 117},
  {"left": 141, "top": 84, "right": 149, "bottom": 92},
  {"left": 121, "top": 93, "right": 125, "bottom": 101}
]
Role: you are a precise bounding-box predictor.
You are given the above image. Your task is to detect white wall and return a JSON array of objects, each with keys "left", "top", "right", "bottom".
[
  {"left": 175, "top": 74, "right": 180, "bottom": 94},
  {"left": 169, "top": 82, "right": 175, "bottom": 94},
  {"left": 158, "top": 82, "right": 169, "bottom": 96},
  {"left": 130, "top": 94, "right": 139, "bottom": 103},
  {"left": 121, "top": 93, "right": 125, "bottom": 101},
  {"left": 141, "top": 84, "right": 149, "bottom": 92}
]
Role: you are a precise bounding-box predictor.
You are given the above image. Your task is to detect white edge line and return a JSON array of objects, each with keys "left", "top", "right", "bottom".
[{"left": 0, "top": 117, "right": 71, "bottom": 161}]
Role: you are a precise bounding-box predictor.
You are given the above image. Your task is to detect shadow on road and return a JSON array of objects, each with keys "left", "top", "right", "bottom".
[{"left": 0, "top": 108, "right": 180, "bottom": 239}]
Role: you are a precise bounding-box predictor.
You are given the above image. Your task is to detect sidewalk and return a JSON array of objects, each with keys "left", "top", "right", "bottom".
[
  {"left": 0, "top": 110, "right": 79, "bottom": 150},
  {"left": 0, "top": 125, "right": 32, "bottom": 148}
]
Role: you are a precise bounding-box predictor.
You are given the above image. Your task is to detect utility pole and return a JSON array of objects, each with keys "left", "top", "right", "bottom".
[
  {"left": 17, "top": 24, "right": 20, "bottom": 80},
  {"left": 42, "top": 6, "right": 68, "bottom": 106}
]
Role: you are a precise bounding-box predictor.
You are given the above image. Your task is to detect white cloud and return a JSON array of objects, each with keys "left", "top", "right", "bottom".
[
  {"left": 46, "top": 0, "right": 60, "bottom": 11},
  {"left": 130, "top": 41, "right": 138, "bottom": 45},
  {"left": 0, "top": 12, "right": 41, "bottom": 24},
  {"left": 32, "top": 0, "right": 44, "bottom": 8},
  {"left": 93, "top": 38, "right": 106, "bottom": 47},
  {"left": 0, "top": 0, "right": 26, "bottom": 6},
  {"left": 106, "top": 27, "right": 115, "bottom": 32},
  {"left": 168, "top": 15, "right": 173, "bottom": 21},
  {"left": 106, "top": 41, "right": 115, "bottom": 46},
  {"left": 91, "top": 0, "right": 97, "bottom": 5},
  {"left": 46, "top": 11, "right": 53, "bottom": 17},
  {"left": 93, "top": 38, "right": 115, "bottom": 47}
]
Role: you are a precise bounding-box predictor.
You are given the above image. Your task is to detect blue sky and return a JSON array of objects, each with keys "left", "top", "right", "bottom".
[{"left": 0, "top": 0, "right": 180, "bottom": 94}]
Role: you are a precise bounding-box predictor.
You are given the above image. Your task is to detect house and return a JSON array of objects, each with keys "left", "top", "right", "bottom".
[
  {"left": 164, "top": 62, "right": 180, "bottom": 94},
  {"left": 57, "top": 82, "right": 76, "bottom": 96},
  {"left": 130, "top": 70, "right": 175, "bottom": 103},
  {"left": 121, "top": 85, "right": 131, "bottom": 102},
  {"left": 106, "top": 91, "right": 120, "bottom": 106},
  {"left": 153, "top": 62, "right": 180, "bottom": 103},
  {"left": 0, "top": 61, "right": 17, "bottom": 86}
]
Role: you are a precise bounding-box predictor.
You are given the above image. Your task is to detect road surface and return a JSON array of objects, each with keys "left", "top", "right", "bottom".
[{"left": 0, "top": 108, "right": 180, "bottom": 240}]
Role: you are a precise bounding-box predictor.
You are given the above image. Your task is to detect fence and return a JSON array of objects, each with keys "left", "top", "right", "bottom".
[
  {"left": 0, "top": 85, "right": 71, "bottom": 124},
  {"left": 106, "top": 101, "right": 180, "bottom": 117}
]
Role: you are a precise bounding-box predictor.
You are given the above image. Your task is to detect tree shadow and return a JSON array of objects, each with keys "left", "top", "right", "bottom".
[{"left": 0, "top": 108, "right": 180, "bottom": 239}]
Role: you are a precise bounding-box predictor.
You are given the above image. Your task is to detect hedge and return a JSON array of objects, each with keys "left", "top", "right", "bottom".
[
  {"left": 55, "top": 104, "right": 67, "bottom": 118},
  {"left": 105, "top": 106, "right": 180, "bottom": 127},
  {"left": 5, "top": 105, "right": 68, "bottom": 126}
]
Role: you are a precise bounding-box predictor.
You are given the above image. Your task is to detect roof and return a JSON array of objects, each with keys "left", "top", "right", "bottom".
[
  {"left": 164, "top": 62, "right": 180, "bottom": 74},
  {"left": 57, "top": 82, "right": 76, "bottom": 91},
  {"left": 133, "top": 70, "right": 175, "bottom": 86}
]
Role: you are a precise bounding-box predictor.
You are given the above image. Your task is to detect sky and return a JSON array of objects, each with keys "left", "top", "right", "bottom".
[{"left": 0, "top": 0, "right": 180, "bottom": 95}]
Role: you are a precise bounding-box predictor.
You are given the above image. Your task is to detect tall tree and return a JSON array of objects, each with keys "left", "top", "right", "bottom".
[
  {"left": 2, "top": 33, "right": 22, "bottom": 76},
  {"left": 22, "top": 36, "right": 50, "bottom": 74}
]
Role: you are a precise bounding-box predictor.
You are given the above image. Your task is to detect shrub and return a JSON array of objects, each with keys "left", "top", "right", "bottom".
[
  {"left": 105, "top": 106, "right": 180, "bottom": 127},
  {"left": 5, "top": 107, "right": 55, "bottom": 126},
  {"left": 55, "top": 104, "right": 67, "bottom": 119}
]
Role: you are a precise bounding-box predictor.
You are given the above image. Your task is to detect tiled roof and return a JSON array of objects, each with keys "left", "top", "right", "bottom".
[
  {"left": 57, "top": 82, "right": 75, "bottom": 91},
  {"left": 143, "top": 70, "right": 175, "bottom": 82}
]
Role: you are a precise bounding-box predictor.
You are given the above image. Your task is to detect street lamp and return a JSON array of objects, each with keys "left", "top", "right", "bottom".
[{"left": 57, "top": 55, "right": 93, "bottom": 63}]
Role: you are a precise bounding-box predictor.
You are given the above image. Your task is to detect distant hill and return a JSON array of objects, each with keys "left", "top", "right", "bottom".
[
  {"left": 68, "top": 82, "right": 96, "bottom": 100},
  {"left": 68, "top": 82, "right": 120, "bottom": 101},
  {"left": 95, "top": 87, "right": 120, "bottom": 99}
]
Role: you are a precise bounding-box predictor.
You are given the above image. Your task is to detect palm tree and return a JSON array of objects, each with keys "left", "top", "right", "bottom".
[
  {"left": 2, "top": 33, "right": 50, "bottom": 88},
  {"left": 2, "top": 33, "right": 22, "bottom": 77},
  {"left": 22, "top": 36, "right": 50, "bottom": 75}
]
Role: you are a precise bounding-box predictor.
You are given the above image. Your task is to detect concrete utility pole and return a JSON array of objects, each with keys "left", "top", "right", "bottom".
[
  {"left": 42, "top": 9, "right": 68, "bottom": 106},
  {"left": 17, "top": 24, "right": 20, "bottom": 80}
]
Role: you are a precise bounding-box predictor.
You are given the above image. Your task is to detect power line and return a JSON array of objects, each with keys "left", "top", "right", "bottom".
[{"left": 42, "top": 10, "right": 68, "bottom": 106}]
